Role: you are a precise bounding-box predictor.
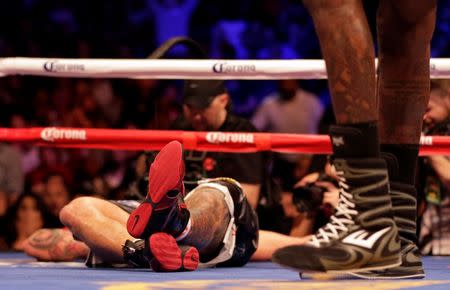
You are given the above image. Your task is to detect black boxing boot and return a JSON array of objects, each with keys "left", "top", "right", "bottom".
[{"left": 273, "top": 125, "right": 401, "bottom": 275}]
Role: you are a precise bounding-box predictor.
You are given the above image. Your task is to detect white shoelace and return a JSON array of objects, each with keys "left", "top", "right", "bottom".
[{"left": 309, "top": 167, "right": 358, "bottom": 247}]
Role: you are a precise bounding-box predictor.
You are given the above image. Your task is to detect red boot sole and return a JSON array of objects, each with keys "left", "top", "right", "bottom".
[
  {"left": 127, "top": 141, "right": 184, "bottom": 238},
  {"left": 182, "top": 246, "right": 200, "bottom": 271},
  {"left": 149, "top": 233, "right": 199, "bottom": 272}
]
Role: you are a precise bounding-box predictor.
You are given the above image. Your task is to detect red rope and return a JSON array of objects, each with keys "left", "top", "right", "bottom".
[{"left": 0, "top": 127, "right": 448, "bottom": 156}]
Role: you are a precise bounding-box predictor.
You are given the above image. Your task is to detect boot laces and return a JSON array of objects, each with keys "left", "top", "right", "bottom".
[{"left": 310, "top": 166, "right": 358, "bottom": 247}]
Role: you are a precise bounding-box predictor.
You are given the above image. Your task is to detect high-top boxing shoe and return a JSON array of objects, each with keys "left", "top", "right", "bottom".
[
  {"left": 349, "top": 154, "right": 424, "bottom": 279},
  {"left": 123, "top": 233, "right": 199, "bottom": 272},
  {"left": 127, "top": 141, "right": 190, "bottom": 240},
  {"left": 272, "top": 157, "right": 401, "bottom": 274}
]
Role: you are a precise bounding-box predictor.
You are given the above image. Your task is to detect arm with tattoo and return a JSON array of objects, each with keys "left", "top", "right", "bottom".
[{"left": 23, "top": 228, "right": 89, "bottom": 262}]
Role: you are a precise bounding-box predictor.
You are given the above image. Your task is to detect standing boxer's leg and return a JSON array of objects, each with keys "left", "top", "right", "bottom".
[
  {"left": 352, "top": 0, "right": 437, "bottom": 279},
  {"left": 273, "top": 0, "right": 400, "bottom": 274}
]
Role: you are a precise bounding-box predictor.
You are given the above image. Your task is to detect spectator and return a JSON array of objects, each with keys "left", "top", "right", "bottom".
[
  {"left": 42, "top": 173, "right": 71, "bottom": 227},
  {"left": 210, "top": 19, "right": 249, "bottom": 59},
  {"left": 9, "top": 113, "right": 40, "bottom": 175},
  {"left": 252, "top": 79, "right": 324, "bottom": 190},
  {"left": 0, "top": 143, "right": 24, "bottom": 216},
  {"left": 419, "top": 80, "right": 450, "bottom": 255},
  {"left": 148, "top": 83, "right": 182, "bottom": 129},
  {"left": 148, "top": 0, "right": 199, "bottom": 56},
  {"left": 27, "top": 148, "right": 71, "bottom": 197},
  {"left": 171, "top": 79, "right": 268, "bottom": 209},
  {"left": 256, "top": 27, "right": 298, "bottom": 59},
  {"left": 286, "top": 161, "right": 339, "bottom": 237},
  {"left": 92, "top": 79, "right": 122, "bottom": 127},
  {"left": 0, "top": 192, "right": 51, "bottom": 251},
  {"left": 252, "top": 79, "right": 324, "bottom": 139}
]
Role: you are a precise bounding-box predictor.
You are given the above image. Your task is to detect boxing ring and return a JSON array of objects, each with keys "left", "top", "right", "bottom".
[
  {"left": 0, "top": 57, "right": 450, "bottom": 290},
  {"left": 0, "top": 252, "right": 448, "bottom": 290}
]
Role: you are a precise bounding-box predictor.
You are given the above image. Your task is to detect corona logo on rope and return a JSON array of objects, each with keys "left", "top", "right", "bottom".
[
  {"left": 212, "top": 62, "right": 256, "bottom": 74},
  {"left": 206, "top": 132, "right": 254, "bottom": 144},
  {"left": 43, "top": 59, "right": 85, "bottom": 73},
  {"left": 420, "top": 135, "right": 433, "bottom": 146},
  {"left": 41, "top": 127, "right": 87, "bottom": 142}
]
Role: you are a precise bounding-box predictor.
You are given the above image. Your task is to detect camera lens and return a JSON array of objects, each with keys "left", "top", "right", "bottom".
[{"left": 292, "top": 183, "right": 325, "bottom": 213}]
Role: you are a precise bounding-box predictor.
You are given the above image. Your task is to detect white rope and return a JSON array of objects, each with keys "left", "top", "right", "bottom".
[{"left": 1, "top": 57, "right": 450, "bottom": 79}]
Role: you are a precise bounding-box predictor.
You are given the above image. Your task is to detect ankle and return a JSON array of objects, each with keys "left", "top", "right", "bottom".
[
  {"left": 330, "top": 122, "right": 380, "bottom": 158},
  {"left": 380, "top": 144, "right": 419, "bottom": 185},
  {"left": 167, "top": 207, "right": 191, "bottom": 238},
  {"left": 175, "top": 218, "right": 192, "bottom": 242}
]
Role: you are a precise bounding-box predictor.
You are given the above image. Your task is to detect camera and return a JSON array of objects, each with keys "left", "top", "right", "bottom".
[{"left": 292, "top": 174, "right": 338, "bottom": 213}]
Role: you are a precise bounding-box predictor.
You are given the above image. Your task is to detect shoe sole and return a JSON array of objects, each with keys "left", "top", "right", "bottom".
[
  {"left": 328, "top": 258, "right": 402, "bottom": 274},
  {"left": 279, "top": 259, "right": 402, "bottom": 280},
  {"left": 346, "top": 241, "right": 425, "bottom": 280},
  {"left": 348, "top": 271, "right": 425, "bottom": 280},
  {"left": 300, "top": 268, "right": 424, "bottom": 280},
  {"left": 273, "top": 249, "right": 402, "bottom": 276},
  {"left": 149, "top": 233, "right": 199, "bottom": 272},
  {"left": 127, "top": 141, "right": 184, "bottom": 239}
]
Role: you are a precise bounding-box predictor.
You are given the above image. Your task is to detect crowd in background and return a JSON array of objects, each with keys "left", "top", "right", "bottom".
[{"left": 1, "top": 0, "right": 450, "bottom": 254}]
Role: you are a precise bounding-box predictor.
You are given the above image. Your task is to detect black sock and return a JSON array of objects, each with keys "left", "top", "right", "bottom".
[
  {"left": 381, "top": 152, "right": 418, "bottom": 244},
  {"left": 330, "top": 121, "right": 380, "bottom": 158},
  {"left": 380, "top": 144, "right": 419, "bottom": 185}
]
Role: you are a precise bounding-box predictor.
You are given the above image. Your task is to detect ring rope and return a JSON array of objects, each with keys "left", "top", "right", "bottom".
[
  {"left": 1, "top": 57, "right": 450, "bottom": 79},
  {"left": 0, "top": 127, "right": 447, "bottom": 156}
]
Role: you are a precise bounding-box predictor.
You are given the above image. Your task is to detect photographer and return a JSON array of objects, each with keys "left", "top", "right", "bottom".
[
  {"left": 418, "top": 80, "right": 450, "bottom": 255},
  {"left": 281, "top": 161, "right": 340, "bottom": 237}
]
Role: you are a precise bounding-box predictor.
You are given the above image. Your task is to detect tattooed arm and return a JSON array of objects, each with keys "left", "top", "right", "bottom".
[{"left": 23, "top": 228, "right": 89, "bottom": 262}]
